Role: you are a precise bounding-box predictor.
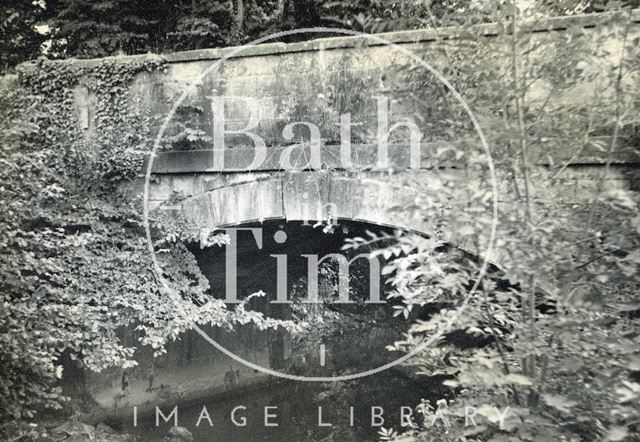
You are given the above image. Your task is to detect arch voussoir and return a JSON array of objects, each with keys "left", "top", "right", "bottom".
[{"left": 172, "top": 171, "right": 485, "bottom": 254}]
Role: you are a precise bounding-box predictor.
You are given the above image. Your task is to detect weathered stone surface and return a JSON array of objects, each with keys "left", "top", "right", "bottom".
[
  {"left": 21, "top": 11, "right": 638, "bottom": 70},
  {"left": 128, "top": 12, "right": 640, "bottom": 255},
  {"left": 147, "top": 142, "right": 462, "bottom": 173},
  {"left": 27, "top": 11, "right": 634, "bottom": 171},
  {"left": 179, "top": 178, "right": 284, "bottom": 228},
  {"left": 165, "top": 168, "right": 497, "bottom": 249},
  {"left": 181, "top": 192, "right": 215, "bottom": 229},
  {"left": 28, "top": 12, "right": 631, "bottom": 259},
  {"left": 282, "top": 171, "right": 332, "bottom": 222}
]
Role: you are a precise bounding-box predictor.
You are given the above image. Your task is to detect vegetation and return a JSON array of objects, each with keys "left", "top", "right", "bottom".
[
  {"left": 0, "top": 0, "right": 44, "bottom": 71},
  {"left": 3, "top": 0, "right": 639, "bottom": 69},
  {"left": 1, "top": 0, "right": 639, "bottom": 441},
  {"left": 356, "top": 3, "right": 640, "bottom": 441},
  {"left": 0, "top": 59, "right": 297, "bottom": 439}
]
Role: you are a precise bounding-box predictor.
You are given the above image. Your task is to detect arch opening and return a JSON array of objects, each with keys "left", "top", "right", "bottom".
[{"left": 184, "top": 219, "right": 504, "bottom": 378}]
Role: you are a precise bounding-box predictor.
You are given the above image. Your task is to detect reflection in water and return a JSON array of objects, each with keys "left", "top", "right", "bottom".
[
  {"left": 118, "top": 372, "right": 439, "bottom": 441},
  {"left": 110, "top": 220, "right": 447, "bottom": 440},
  {"left": 188, "top": 221, "right": 409, "bottom": 378}
]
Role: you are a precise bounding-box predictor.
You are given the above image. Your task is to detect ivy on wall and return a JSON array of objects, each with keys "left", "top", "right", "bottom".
[{"left": 0, "top": 57, "right": 296, "bottom": 438}]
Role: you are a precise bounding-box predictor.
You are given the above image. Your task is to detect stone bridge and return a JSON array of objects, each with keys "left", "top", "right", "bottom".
[
  {"left": 49, "top": 10, "right": 638, "bottom": 260},
  {"left": 17, "top": 9, "right": 638, "bottom": 415},
  {"left": 120, "top": 11, "right": 637, "bottom": 263}
]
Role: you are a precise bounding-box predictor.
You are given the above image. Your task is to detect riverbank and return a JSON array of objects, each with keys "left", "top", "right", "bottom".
[{"left": 82, "top": 354, "right": 278, "bottom": 425}]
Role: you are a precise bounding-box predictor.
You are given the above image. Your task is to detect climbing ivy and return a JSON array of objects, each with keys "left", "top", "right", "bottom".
[
  {"left": 0, "top": 56, "right": 297, "bottom": 438},
  {"left": 19, "top": 57, "right": 167, "bottom": 184}
]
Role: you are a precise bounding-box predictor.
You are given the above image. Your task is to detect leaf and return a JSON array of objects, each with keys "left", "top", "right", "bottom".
[
  {"left": 615, "top": 381, "right": 640, "bottom": 403},
  {"left": 559, "top": 357, "right": 583, "bottom": 374},
  {"left": 464, "top": 424, "right": 487, "bottom": 437},
  {"left": 600, "top": 189, "right": 636, "bottom": 211},
  {"left": 626, "top": 355, "right": 640, "bottom": 371},
  {"left": 122, "top": 360, "right": 138, "bottom": 369},
  {"left": 605, "top": 426, "right": 628, "bottom": 442},
  {"left": 505, "top": 374, "right": 533, "bottom": 386},
  {"left": 458, "top": 225, "right": 475, "bottom": 236},
  {"left": 466, "top": 326, "right": 485, "bottom": 335},
  {"left": 542, "top": 394, "right": 577, "bottom": 413},
  {"left": 476, "top": 404, "right": 501, "bottom": 424}
]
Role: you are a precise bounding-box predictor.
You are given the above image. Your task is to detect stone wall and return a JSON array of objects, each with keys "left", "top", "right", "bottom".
[
  {"left": 55, "top": 10, "right": 639, "bottom": 167},
  {"left": 115, "top": 10, "right": 640, "bottom": 234},
  {"left": 9, "top": 9, "right": 640, "bottom": 417}
]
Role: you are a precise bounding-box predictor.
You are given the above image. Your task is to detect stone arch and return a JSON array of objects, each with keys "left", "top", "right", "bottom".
[{"left": 173, "top": 171, "right": 481, "bottom": 249}]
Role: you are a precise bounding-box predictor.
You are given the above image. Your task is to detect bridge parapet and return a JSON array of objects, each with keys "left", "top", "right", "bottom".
[
  {"left": 15, "top": 11, "right": 638, "bottom": 261},
  {"left": 38, "top": 9, "right": 638, "bottom": 170}
]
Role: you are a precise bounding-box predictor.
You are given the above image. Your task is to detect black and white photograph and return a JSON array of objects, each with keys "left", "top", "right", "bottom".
[{"left": 1, "top": 0, "right": 639, "bottom": 441}]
